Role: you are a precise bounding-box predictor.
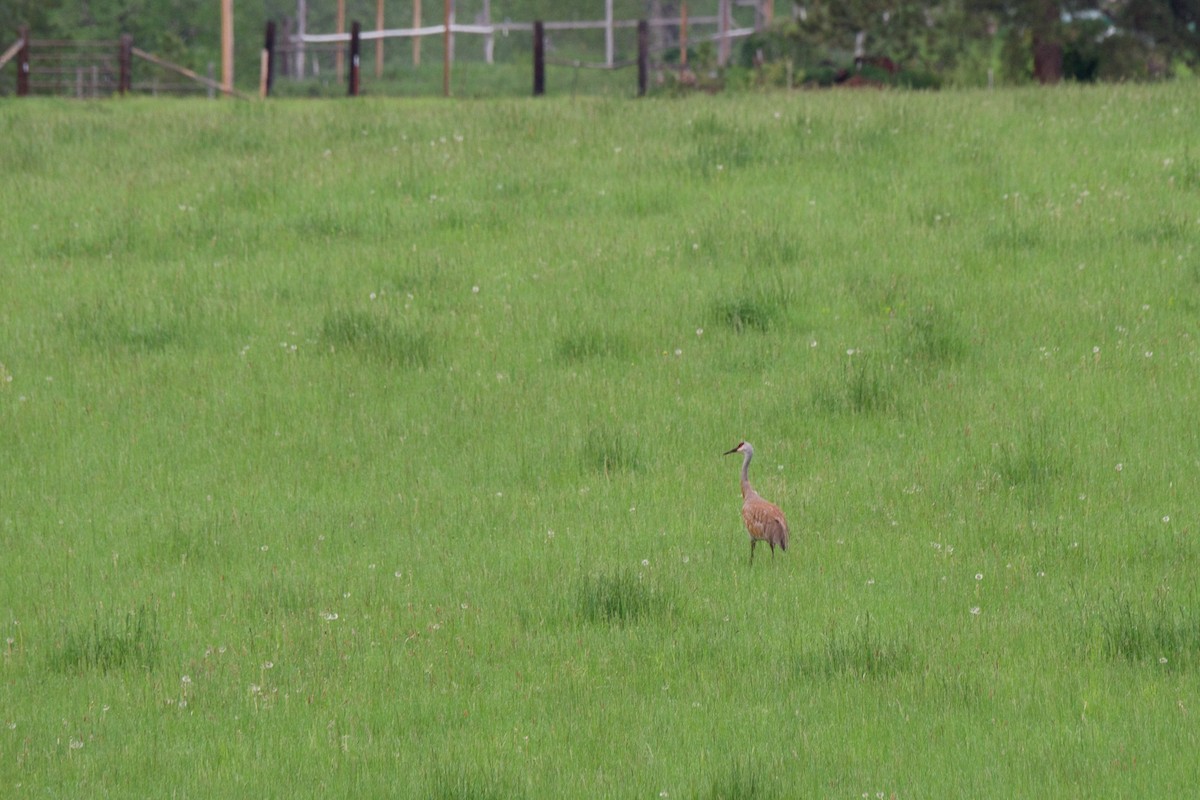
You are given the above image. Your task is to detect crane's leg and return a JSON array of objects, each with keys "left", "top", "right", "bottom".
[
  {"left": 770, "top": 542, "right": 776, "bottom": 558},
  {"left": 749, "top": 538, "right": 757, "bottom": 565}
]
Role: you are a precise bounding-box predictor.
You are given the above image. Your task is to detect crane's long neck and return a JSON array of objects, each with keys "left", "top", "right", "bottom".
[{"left": 740, "top": 449, "right": 754, "bottom": 498}]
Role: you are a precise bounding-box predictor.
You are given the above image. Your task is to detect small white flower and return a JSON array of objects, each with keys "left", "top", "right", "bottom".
[
  {"left": 975, "top": 573, "right": 983, "bottom": 581},
  {"left": 970, "top": 607, "right": 981, "bottom": 616},
  {"left": 472, "top": 285, "right": 480, "bottom": 294},
  {"left": 1115, "top": 463, "right": 1124, "bottom": 472},
  {"left": 641, "top": 559, "right": 650, "bottom": 567},
  {"left": 696, "top": 328, "right": 703, "bottom": 337},
  {"left": 181, "top": 675, "right": 192, "bottom": 684},
  {"left": 1159, "top": 657, "right": 1168, "bottom": 665},
  {"left": 1162, "top": 516, "right": 1170, "bottom": 523}
]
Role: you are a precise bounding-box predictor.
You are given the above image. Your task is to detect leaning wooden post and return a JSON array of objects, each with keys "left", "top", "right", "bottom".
[
  {"left": 118, "top": 34, "right": 133, "bottom": 94},
  {"left": 260, "top": 20, "right": 276, "bottom": 98},
  {"left": 16, "top": 26, "right": 30, "bottom": 96},
  {"left": 348, "top": 21, "right": 361, "bottom": 96},
  {"left": 532, "top": 20, "right": 545, "bottom": 96},
  {"left": 637, "top": 19, "right": 649, "bottom": 97}
]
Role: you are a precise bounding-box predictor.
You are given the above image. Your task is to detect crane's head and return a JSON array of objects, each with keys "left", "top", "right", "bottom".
[{"left": 723, "top": 441, "right": 753, "bottom": 456}]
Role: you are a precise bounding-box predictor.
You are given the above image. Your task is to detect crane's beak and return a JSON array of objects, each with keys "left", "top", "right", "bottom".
[{"left": 722, "top": 446, "right": 740, "bottom": 455}]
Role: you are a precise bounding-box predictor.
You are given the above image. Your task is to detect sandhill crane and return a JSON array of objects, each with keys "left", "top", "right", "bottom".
[{"left": 723, "top": 441, "right": 789, "bottom": 564}]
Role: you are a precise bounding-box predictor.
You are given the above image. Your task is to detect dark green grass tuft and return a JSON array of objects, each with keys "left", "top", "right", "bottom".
[
  {"left": 710, "top": 272, "right": 800, "bottom": 335},
  {"left": 65, "top": 300, "right": 186, "bottom": 353},
  {"left": 1094, "top": 595, "right": 1200, "bottom": 670},
  {"left": 577, "top": 569, "right": 668, "bottom": 626},
  {"left": 812, "top": 357, "right": 897, "bottom": 415},
  {"left": 556, "top": 328, "right": 635, "bottom": 362},
  {"left": 50, "top": 605, "right": 161, "bottom": 675},
  {"left": 704, "top": 759, "right": 781, "bottom": 800},
  {"left": 582, "top": 426, "right": 641, "bottom": 474},
  {"left": 321, "top": 309, "right": 431, "bottom": 367},
  {"left": 992, "top": 416, "right": 1066, "bottom": 502},
  {"left": 797, "top": 616, "right": 914, "bottom": 680},
  {"left": 425, "top": 766, "right": 523, "bottom": 800},
  {"left": 904, "top": 304, "right": 967, "bottom": 366},
  {"left": 712, "top": 294, "right": 780, "bottom": 334}
]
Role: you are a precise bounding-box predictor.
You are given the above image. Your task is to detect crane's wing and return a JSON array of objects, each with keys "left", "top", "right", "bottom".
[{"left": 743, "top": 500, "right": 789, "bottom": 550}]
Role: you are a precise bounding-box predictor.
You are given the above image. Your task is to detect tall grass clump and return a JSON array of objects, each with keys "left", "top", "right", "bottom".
[
  {"left": 796, "top": 616, "right": 914, "bottom": 680},
  {"left": 320, "top": 308, "right": 431, "bottom": 367},
  {"left": 581, "top": 426, "right": 641, "bottom": 474},
  {"left": 1093, "top": 594, "right": 1200, "bottom": 670},
  {"left": 424, "top": 766, "right": 521, "bottom": 800},
  {"left": 991, "top": 415, "right": 1067, "bottom": 502},
  {"left": 903, "top": 303, "right": 968, "bottom": 367},
  {"left": 811, "top": 354, "right": 898, "bottom": 416},
  {"left": 704, "top": 759, "right": 781, "bottom": 800},
  {"left": 556, "top": 328, "right": 635, "bottom": 362},
  {"left": 576, "top": 569, "right": 668, "bottom": 626},
  {"left": 50, "top": 605, "right": 160, "bottom": 674}
]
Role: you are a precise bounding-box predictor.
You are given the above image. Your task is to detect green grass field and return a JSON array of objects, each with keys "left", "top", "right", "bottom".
[{"left": 2, "top": 85, "right": 1199, "bottom": 797}]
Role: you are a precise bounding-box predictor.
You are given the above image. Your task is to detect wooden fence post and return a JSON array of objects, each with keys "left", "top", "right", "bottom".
[
  {"left": 348, "top": 20, "right": 360, "bottom": 96},
  {"left": 679, "top": 2, "right": 688, "bottom": 67},
  {"left": 221, "top": 0, "right": 233, "bottom": 93},
  {"left": 412, "top": 0, "right": 421, "bottom": 66},
  {"left": 532, "top": 21, "right": 545, "bottom": 96},
  {"left": 261, "top": 20, "right": 276, "bottom": 98},
  {"left": 374, "top": 0, "right": 384, "bottom": 78},
  {"left": 442, "top": 0, "right": 451, "bottom": 97},
  {"left": 16, "top": 26, "right": 30, "bottom": 96},
  {"left": 119, "top": 34, "right": 133, "bottom": 94},
  {"left": 637, "top": 19, "right": 649, "bottom": 97}
]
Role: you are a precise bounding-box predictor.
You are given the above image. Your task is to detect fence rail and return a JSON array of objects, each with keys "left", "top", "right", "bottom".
[{"left": 3, "top": 30, "right": 243, "bottom": 98}]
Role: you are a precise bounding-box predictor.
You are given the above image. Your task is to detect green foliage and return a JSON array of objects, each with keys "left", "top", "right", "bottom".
[
  {"left": 51, "top": 606, "right": 160, "bottom": 674},
  {"left": 321, "top": 309, "right": 432, "bottom": 367},
  {"left": 797, "top": 616, "right": 914, "bottom": 680},
  {"left": 576, "top": 569, "right": 667, "bottom": 625},
  {"left": 581, "top": 427, "right": 641, "bottom": 474},
  {"left": 705, "top": 759, "right": 781, "bottom": 800},
  {"left": 1092, "top": 594, "right": 1200, "bottom": 670}
]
